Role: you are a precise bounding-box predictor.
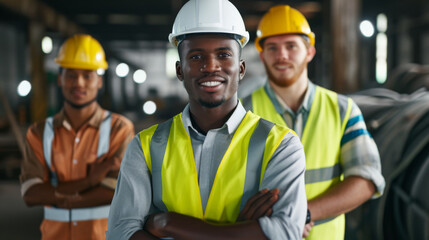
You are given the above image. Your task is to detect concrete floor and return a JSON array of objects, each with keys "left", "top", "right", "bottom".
[{"left": 0, "top": 180, "right": 42, "bottom": 240}]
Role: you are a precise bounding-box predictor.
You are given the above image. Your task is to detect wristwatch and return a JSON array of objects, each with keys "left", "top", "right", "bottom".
[{"left": 306, "top": 209, "right": 311, "bottom": 224}]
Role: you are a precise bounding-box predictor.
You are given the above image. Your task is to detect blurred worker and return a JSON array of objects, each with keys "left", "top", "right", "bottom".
[
  {"left": 241, "top": 5, "right": 385, "bottom": 239},
  {"left": 20, "top": 34, "right": 135, "bottom": 240},
  {"left": 106, "top": 0, "right": 307, "bottom": 239}
]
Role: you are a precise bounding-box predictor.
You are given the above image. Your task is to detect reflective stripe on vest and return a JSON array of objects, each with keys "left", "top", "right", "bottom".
[
  {"left": 249, "top": 86, "right": 352, "bottom": 233},
  {"left": 43, "top": 117, "right": 57, "bottom": 186},
  {"left": 44, "top": 205, "right": 111, "bottom": 222},
  {"left": 42, "top": 112, "right": 112, "bottom": 222},
  {"left": 139, "top": 111, "right": 290, "bottom": 223}
]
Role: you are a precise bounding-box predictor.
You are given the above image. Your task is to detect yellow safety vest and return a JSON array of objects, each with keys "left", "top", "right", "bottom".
[
  {"left": 139, "top": 111, "right": 291, "bottom": 223},
  {"left": 245, "top": 86, "right": 352, "bottom": 240}
]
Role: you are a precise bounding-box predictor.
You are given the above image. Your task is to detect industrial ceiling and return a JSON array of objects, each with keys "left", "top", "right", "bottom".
[{"left": 0, "top": 0, "right": 325, "bottom": 45}]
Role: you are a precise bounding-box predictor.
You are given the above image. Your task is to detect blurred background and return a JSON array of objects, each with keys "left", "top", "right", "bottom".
[{"left": 0, "top": 0, "right": 428, "bottom": 239}]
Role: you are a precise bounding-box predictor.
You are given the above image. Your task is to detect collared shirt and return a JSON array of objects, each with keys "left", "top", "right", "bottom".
[
  {"left": 263, "top": 81, "right": 385, "bottom": 196},
  {"left": 106, "top": 102, "right": 307, "bottom": 240},
  {"left": 20, "top": 104, "right": 135, "bottom": 240}
]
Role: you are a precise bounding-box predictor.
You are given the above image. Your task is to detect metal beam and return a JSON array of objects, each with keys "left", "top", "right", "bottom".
[{"left": 0, "top": 0, "right": 84, "bottom": 35}]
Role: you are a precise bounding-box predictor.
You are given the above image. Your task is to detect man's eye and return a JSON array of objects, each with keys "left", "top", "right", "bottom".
[
  {"left": 190, "top": 55, "right": 202, "bottom": 60},
  {"left": 219, "top": 52, "right": 232, "bottom": 58},
  {"left": 287, "top": 44, "right": 297, "bottom": 49}
]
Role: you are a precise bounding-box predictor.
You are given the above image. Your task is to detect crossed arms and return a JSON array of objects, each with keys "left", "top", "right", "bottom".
[
  {"left": 131, "top": 189, "right": 279, "bottom": 240},
  {"left": 22, "top": 154, "right": 119, "bottom": 209},
  {"left": 106, "top": 133, "right": 307, "bottom": 240}
]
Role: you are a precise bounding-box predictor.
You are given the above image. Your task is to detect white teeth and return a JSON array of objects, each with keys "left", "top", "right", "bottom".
[
  {"left": 276, "top": 65, "right": 289, "bottom": 69},
  {"left": 201, "top": 81, "right": 221, "bottom": 87}
]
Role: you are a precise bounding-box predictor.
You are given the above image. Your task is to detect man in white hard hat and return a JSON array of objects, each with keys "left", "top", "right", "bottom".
[{"left": 106, "top": 0, "right": 307, "bottom": 239}]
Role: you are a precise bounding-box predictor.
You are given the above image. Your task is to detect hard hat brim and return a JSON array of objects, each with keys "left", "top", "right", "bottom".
[{"left": 55, "top": 59, "right": 108, "bottom": 71}]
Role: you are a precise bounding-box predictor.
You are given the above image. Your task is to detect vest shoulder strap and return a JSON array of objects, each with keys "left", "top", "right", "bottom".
[
  {"left": 43, "top": 117, "right": 57, "bottom": 186},
  {"left": 250, "top": 87, "right": 287, "bottom": 127},
  {"left": 97, "top": 111, "right": 112, "bottom": 157}
]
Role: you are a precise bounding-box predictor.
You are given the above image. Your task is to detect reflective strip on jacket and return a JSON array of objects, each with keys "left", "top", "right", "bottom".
[
  {"left": 243, "top": 86, "right": 352, "bottom": 240},
  {"left": 139, "top": 111, "right": 291, "bottom": 223},
  {"left": 42, "top": 112, "right": 112, "bottom": 222}
]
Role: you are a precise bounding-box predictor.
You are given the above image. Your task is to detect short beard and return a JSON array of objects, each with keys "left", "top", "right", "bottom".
[
  {"left": 263, "top": 59, "right": 307, "bottom": 88},
  {"left": 264, "top": 63, "right": 289, "bottom": 87},
  {"left": 65, "top": 97, "right": 97, "bottom": 109},
  {"left": 198, "top": 98, "right": 225, "bottom": 108}
]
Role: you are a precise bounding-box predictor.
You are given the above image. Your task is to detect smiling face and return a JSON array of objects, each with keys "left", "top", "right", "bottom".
[
  {"left": 58, "top": 68, "right": 102, "bottom": 109},
  {"left": 260, "top": 34, "right": 315, "bottom": 88},
  {"left": 176, "top": 34, "right": 245, "bottom": 111}
]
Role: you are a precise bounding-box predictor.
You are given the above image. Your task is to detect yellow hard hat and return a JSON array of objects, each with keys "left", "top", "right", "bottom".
[
  {"left": 55, "top": 34, "right": 108, "bottom": 70},
  {"left": 255, "top": 5, "right": 315, "bottom": 52}
]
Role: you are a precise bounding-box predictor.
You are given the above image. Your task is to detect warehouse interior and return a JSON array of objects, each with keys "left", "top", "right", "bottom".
[{"left": 0, "top": 0, "right": 428, "bottom": 239}]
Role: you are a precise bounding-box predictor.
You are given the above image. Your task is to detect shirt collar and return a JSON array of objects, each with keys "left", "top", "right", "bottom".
[
  {"left": 264, "top": 80, "right": 315, "bottom": 115},
  {"left": 182, "top": 101, "right": 247, "bottom": 136},
  {"left": 53, "top": 103, "right": 105, "bottom": 131}
]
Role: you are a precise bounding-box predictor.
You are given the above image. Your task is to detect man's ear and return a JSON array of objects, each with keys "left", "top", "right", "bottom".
[
  {"left": 239, "top": 59, "right": 246, "bottom": 80},
  {"left": 259, "top": 51, "right": 265, "bottom": 62},
  {"left": 306, "top": 45, "right": 316, "bottom": 63},
  {"left": 57, "top": 73, "right": 62, "bottom": 87},
  {"left": 97, "top": 75, "right": 103, "bottom": 89},
  {"left": 176, "top": 61, "right": 183, "bottom": 81}
]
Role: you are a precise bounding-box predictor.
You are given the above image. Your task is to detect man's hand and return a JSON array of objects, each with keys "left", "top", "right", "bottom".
[
  {"left": 237, "top": 188, "right": 279, "bottom": 221},
  {"left": 144, "top": 212, "right": 170, "bottom": 238},
  {"left": 55, "top": 191, "right": 82, "bottom": 209},
  {"left": 302, "top": 221, "right": 314, "bottom": 238},
  {"left": 141, "top": 211, "right": 270, "bottom": 240},
  {"left": 87, "top": 154, "right": 118, "bottom": 187}
]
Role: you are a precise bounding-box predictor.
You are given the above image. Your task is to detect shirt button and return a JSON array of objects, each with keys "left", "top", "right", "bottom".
[
  {"left": 73, "top": 159, "right": 78, "bottom": 165},
  {"left": 75, "top": 138, "right": 80, "bottom": 143},
  {"left": 73, "top": 221, "right": 77, "bottom": 226}
]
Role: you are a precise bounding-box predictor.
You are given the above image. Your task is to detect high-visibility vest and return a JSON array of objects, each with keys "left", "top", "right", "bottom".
[
  {"left": 243, "top": 86, "right": 352, "bottom": 240},
  {"left": 139, "top": 111, "right": 291, "bottom": 223},
  {"left": 42, "top": 112, "right": 112, "bottom": 222}
]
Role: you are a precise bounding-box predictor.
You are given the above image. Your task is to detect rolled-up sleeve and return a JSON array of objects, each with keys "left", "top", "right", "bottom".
[
  {"left": 341, "top": 102, "right": 385, "bottom": 197},
  {"left": 106, "top": 135, "right": 153, "bottom": 240},
  {"left": 258, "top": 131, "right": 307, "bottom": 239},
  {"left": 20, "top": 123, "right": 48, "bottom": 196}
]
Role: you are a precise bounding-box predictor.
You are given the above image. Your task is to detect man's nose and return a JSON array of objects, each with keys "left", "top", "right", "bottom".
[
  {"left": 276, "top": 47, "right": 289, "bottom": 60},
  {"left": 74, "top": 74, "right": 86, "bottom": 86},
  {"left": 201, "top": 57, "right": 221, "bottom": 72}
]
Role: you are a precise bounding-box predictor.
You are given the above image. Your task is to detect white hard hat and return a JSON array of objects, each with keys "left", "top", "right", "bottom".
[{"left": 168, "top": 0, "right": 249, "bottom": 48}]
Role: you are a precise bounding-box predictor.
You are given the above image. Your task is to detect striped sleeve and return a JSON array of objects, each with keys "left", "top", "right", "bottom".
[{"left": 340, "top": 100, "right": 385, "bottom": 197}]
